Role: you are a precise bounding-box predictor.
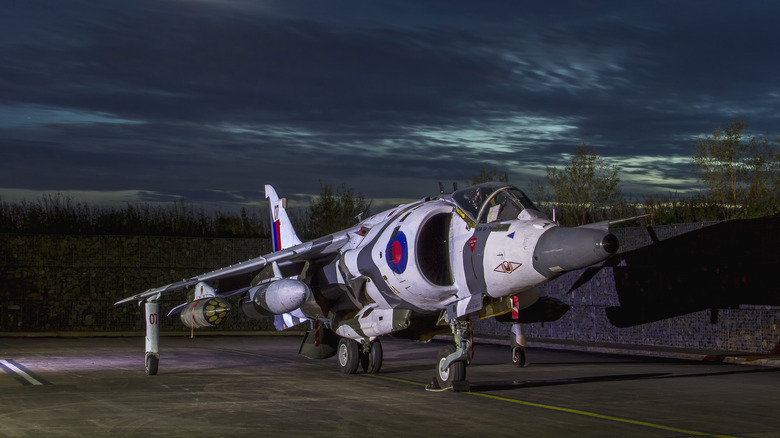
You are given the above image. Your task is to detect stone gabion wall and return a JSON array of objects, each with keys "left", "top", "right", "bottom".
[
  {"left": 0, "top": 234, "right": 273, "bottom": 332},
  {"left": 475, "top": 222, "right": 780, "bottom": 354},
  {"left": 2, "top": 224, "right": 778, "bottom": 354}
]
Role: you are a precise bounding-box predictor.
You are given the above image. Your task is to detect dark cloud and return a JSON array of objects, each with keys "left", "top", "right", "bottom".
[{"left": 1, "top": 0, "right": 779, "bottom": 211}]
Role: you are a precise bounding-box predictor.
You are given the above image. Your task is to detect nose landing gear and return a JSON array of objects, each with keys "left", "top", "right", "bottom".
[{"left": 427, "top": 318, "right": 471, "bottom": 392}]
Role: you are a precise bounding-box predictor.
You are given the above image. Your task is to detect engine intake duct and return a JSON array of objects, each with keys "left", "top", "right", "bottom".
[{"left": 417, "top": 213, "right": 453, "bottom": 286}]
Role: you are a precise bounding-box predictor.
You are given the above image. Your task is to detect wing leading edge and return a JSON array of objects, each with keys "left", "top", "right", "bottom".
[{"left": 114, "top": 217, "right": 354, "bottom": 306}]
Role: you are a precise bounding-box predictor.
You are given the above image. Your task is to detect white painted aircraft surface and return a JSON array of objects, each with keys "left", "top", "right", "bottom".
[{"left": 116, "top": 182, "right": 625, "bottom": 391}]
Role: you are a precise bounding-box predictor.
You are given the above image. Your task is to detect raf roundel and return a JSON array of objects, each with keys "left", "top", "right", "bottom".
[{"left": 385, "top": 231, "right": 408, "bottom": 274}]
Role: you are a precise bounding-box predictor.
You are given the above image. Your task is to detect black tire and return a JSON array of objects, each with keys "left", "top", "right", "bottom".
[
  {"left": 361, "top": 339, "right": 383, "bottom": 374},
  {"left": 337, "top": 338, "right": 360, "bottom": 374},
  {"left": 511, "top": 346, "right": 527, "bottom": 368},
  {"left": 145, "top": 354, "right": 159, "bottom": 376},
  {"left": 435, "top": 345, "right": 466, "bottom": 388}
]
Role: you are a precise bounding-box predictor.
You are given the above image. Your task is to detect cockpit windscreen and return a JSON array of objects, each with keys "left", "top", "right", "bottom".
[{"left": 452, "top": 183, "right": 541, "bottom": 224}]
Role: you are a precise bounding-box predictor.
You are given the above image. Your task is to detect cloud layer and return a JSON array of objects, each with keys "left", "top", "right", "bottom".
[{"left": 2, "top": 1, "right": 779, "bottom": 210}]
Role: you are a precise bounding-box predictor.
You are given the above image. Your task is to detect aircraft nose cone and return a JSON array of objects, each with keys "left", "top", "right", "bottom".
[{"left": 532, "top": 226, "right": 620, "bottom": 278}]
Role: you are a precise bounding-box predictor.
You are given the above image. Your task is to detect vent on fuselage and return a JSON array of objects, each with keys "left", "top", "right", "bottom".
[{"left": 416, "top": 213, "right": 453, "bottom": 286}]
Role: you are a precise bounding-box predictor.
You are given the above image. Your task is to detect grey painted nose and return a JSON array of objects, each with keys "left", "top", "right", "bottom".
[{"left": 532, "top": 226, "right": 619, "bottom": 278}]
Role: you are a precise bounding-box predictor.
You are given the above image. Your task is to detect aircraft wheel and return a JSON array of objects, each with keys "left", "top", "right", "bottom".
[
  {"left": 145, "top": 354, "right": 159, "bottom": 376},
  {"left": 511, "top": 346, "right": 527, "bottom": 368},
  {"left": 435, "top": 345, "right": 465, "bottom": 388},
  {"left": 360, "top": 339, "right": 383, "bottom": 374},
  {"left": 337, "top": 338, "right": 360, "bottom": 374}
]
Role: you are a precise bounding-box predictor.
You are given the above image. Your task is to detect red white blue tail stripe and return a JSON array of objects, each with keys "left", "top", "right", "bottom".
[
  {"left": 266, "top": 185, "right": 302, "bottom": 252},
  {"left": 272, "top": 205, "right": 283, "bottom": 252}
]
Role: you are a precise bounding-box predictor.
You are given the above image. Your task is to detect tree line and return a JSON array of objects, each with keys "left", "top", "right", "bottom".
[
  {"left": 524, "top": 118, "right": 778, "bottom": 227},
  {"left": 0, "top": 184, "right": 371, "bottom": 239},
  {"left": 1, "top": 118, "right": 776, "bottom": 236},
  {"left": 0, "top": 194, "right": 270, "bottom": 237}
]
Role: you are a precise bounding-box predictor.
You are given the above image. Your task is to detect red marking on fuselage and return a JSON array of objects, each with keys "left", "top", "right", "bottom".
[{"left": 390, "top": 241, "right": 403, "bottom": 264}]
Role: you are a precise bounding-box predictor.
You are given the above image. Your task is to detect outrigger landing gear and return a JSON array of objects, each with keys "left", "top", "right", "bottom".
[
  {"left": 144, "top": 300, "right": 160, "bottom": 375},
  {"left": 337, "top": 338, "right": 383, "bottom": 375},
  {"left": 510, "top": 323, "right": 527, "bottom": 368},
  {"left": 428, "top": 318, "right": 471, "bottom": 392}
]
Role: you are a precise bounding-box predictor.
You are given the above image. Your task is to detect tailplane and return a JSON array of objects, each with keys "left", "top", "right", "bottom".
[{"left": 265, "top": 185, "right": 302, "bottom": 251}]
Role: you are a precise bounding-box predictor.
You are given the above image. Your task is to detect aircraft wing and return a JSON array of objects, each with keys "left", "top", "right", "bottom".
[
  {"left": 576, "top": 214, "right": 649, "bottom": 231},
  {"left": 114, "top": 230, "right": 353, "bottom": 306}
]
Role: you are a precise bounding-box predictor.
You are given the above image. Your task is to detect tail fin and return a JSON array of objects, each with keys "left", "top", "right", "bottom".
[{"left": 265, "top": 185, "right": 302, "bottom": 252}]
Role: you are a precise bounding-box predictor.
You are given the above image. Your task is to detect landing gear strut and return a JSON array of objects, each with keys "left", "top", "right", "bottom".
[
  {"left": 510, "top": 323, "right": 527, "bottom": 368},
  {"left": 337, "top": 337, "right": 383, "bottom": 374},
  {"left": 428, "top": 318, "right": 471, "bottom": 392},
  {"left": 144, "top": 300, "right": 160, "bottom": 375}
]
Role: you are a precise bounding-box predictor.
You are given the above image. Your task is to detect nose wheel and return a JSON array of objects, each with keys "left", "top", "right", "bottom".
[
  {"left": 426, "top": 318, "right": 471, "bottom": 392},
  {"left": 435, "top": 345, "right": 466, "bottom": 387}
]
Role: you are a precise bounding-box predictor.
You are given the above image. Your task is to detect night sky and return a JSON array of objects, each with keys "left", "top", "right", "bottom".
[{"left": 2, "top": 1, "right": 779, "bottom": 212}]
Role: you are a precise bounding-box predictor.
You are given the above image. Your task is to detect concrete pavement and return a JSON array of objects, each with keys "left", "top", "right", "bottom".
[{"left": 1, "top": 335, "right": 779, "bottom": 437}]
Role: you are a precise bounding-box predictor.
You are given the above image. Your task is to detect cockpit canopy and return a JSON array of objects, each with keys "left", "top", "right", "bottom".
[{"left": 452, "top": 182, "right": 543, "bottom": 224}]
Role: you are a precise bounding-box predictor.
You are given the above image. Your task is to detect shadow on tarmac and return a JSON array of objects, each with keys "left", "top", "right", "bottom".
[
  {"left": 469, "top": 373, "right": 667, "bottom": 392},
  {"left": 468, "top": 366, "right": 780, "bottom": 393}
]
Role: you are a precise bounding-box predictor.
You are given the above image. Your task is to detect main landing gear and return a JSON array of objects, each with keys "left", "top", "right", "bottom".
[
  {"left": 427, "top": 319, "right": 472, "bottom": 392},
  {"left": 337, "top": 338, "right": 383, "bottom": 375}
]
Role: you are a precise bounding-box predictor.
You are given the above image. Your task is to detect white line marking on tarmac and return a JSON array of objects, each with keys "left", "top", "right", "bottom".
[{"left": 0, "top": 360, "right": 46, "bottom": 386}]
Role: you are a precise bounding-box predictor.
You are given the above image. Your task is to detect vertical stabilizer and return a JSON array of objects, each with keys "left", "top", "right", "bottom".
[{"left": 265, "top": 185, "right": 303, "bottom": 252}]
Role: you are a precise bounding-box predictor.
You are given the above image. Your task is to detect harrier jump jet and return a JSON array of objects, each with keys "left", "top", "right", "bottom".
[{"left": 116, "top": 183, "right": 621, "bottom": 391}]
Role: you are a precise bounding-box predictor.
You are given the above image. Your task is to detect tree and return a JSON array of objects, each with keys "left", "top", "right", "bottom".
[
  {"left": 692, "top": 118, "right": 780, "bottom": 216},
  {"left": 308, "top": 182, "right": 371, "bottom": 237},
  {"left": 469, "top": 164, "right": 509, "bottom": 185},
  {"left": 534, "top": 143, "right": 623, "bottom": 226}
]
